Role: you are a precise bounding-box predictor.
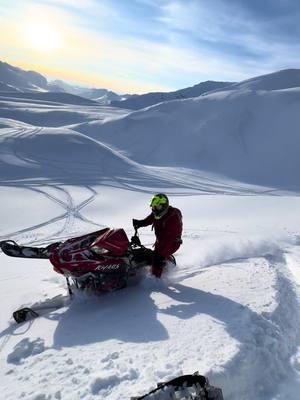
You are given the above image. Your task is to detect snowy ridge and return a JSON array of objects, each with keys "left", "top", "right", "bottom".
[
  {"left": 223, "top": 69, "right": 300, "bottom": 92},
  {"left": 111, "top": 80, "right": 234, "bottom": 110},
  {"left": 1, "top": 69, "right": 300, "bottom": 400},
  {"left": 74, "top": 86, "right": 300, "bottom": 191},
  {"left": 0, "top": 60, "right": 48, "bottom": 91}
]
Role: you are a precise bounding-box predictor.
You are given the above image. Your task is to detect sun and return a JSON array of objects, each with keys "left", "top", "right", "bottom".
[{"left": 25, "top": 22, "right": 62, "bottom": 52}]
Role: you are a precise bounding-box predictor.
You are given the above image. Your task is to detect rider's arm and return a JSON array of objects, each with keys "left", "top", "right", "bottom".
[{"left": 137, "top": 213, "right": 154, "bottom": 227}]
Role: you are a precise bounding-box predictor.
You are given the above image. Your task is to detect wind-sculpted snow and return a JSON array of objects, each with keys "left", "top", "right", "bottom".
[
  {"left": 0, "top": 94, "right": 129, "bottom": 127},
  {"left": 0, "top": 125, "right": 141, "bottom": 186},
  {"left": 75, "top": 87, "right": 300, "bottom": 191},
  {"left": 0, "top": 119, "right": 277, "bottom": 194}
]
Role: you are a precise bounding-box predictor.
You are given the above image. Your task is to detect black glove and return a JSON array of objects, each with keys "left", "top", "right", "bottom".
[
  {"left": 131, "top": 235, "right": 141, "bottom": 247},
  {"left": 132, "top": 219, "right": 141, "bottom": 229}
]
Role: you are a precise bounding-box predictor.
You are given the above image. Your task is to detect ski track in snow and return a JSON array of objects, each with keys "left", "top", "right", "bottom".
[
  {"left": 0, "top": 182, "right": 104, "bottom": 245},
  {"left": 0, "top": 122, "right": 278, "bottom": 249},
  {"left": 1, "top": 118, "right": 284, "bottom": 196},
  {"left": 0, "top": 122, "right": 106, "bottom": 244},
  {"left": 1, "top": 94, "right": 300, "bottom": 399}
]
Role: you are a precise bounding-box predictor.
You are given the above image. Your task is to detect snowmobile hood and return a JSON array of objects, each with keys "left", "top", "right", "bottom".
[{"left": 92, "top": 228, "right": 129, "bottom": 256}]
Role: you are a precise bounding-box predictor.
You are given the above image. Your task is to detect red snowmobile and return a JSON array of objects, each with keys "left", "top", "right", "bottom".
[{"left": 0, "top": 228, "right": 175, "bottom": 293}]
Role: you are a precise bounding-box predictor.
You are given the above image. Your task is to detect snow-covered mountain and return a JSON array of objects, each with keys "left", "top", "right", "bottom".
[
  {"left": 0, "top": 60, "right": 234, "bottom": 108},
  {"left": 1, "top": 68, "right": 300, "bottom": 400},
  {"left": 50, "top": 79, "right": 125, "bottom": 104},
  {"left": 0, "top": 60, "right": 124, "bottom": 104},
  {"left": 222, "top": 68, "right": 300, "bottom": 92},
  {"left": 111, "top": 80, "right": 234, "bottom": 110},
  {"left": 0, "top": 60, "right": 49, "bottom": 91}
]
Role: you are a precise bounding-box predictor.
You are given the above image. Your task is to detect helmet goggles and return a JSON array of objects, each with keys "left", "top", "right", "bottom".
[{"left": 150, "top": 194, "right": 169, "bottom": 219}]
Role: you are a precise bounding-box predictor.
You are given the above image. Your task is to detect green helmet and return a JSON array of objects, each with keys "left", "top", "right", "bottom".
[{"left": 150, "top": 193, "right": 169, "bottom": 219}]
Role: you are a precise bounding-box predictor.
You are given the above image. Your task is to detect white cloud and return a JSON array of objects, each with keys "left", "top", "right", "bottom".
[{"left": 39, "top": 0, "right": 99, "bottom": 10}]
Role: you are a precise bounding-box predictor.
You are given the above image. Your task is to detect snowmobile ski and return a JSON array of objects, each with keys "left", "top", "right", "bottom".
[
  {"left": 12, "top": 294, "right": 70, "bottom": 324},
  {"left": 13, "top": 308, "right": 39, "bottom": 323},
  {"left": 0, "top": 240, "right": 57, "bottom": 259}
]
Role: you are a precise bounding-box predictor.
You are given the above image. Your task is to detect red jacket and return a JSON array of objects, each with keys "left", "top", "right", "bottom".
[{"left": 138, "top": 206, "right": 182, "bottom": 258}]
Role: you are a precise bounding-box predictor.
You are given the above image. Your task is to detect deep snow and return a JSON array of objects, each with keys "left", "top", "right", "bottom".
[{"left": 1, "top": 69, "right": 300, "bottom": 400}]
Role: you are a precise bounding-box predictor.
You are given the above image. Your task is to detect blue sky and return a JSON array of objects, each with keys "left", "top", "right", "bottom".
[{"left": 1, "top": 0, "right": 300, "bottom": 93}]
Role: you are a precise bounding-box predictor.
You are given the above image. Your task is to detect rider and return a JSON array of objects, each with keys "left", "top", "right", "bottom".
[{"left": 132, "top": 193, "right": 182, "bottom": 278}]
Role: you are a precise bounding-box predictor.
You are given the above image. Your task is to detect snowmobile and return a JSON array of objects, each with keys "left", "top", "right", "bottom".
[
  {"left": 1, "top": 227, "right": 176, "bottom": 323},
  {"left": 0, "top": 227, "right": 175, "bottom": 294},
  {"left": 131, "top": 371, "right": 224, "bottom": 400}
]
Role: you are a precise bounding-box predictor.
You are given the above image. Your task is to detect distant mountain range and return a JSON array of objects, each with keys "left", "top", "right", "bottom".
[
  {"left": 111, "top": 80, "right": 235, "bottom": 110},
  {"left": 0, "top": 60, "right": 237, "bottom": 109},
  {"left": 0, "top": 60, "right": 124, "bottom": 105},
  {"left": 2, "top": 60, "right": 300, "bottom": 112},
  {"left": 49, "top": 79, "right": 128, "bottom": 104},
  {"left": 0, "top": 61, "right": 49, "bottom": 92}
]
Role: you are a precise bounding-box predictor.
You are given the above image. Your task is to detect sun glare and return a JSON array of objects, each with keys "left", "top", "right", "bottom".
[{"left": 25, "top": 23, "right": 61, "bottom": 52}]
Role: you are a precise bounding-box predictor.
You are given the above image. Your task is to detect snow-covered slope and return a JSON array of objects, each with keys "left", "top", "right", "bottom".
[
  {"left": 0, "top": 60, "right": 48, "bottom": 91},
  {"left": 0, "top": 91, "right": 99, "bottom": 106},
  {"left": 210, "top": 69, "right": 300, "bottom": 93},
  {"left": 111, "top": 80, "right": 234, "bottom": 110},
  {"left": 75, "top": 84, "right": 300, "bottom": 191},
  {"left": 0, "top": 93, "right": 129, "bottom": 128},
  {"left": 0, "top": 81, "right": 20, "bottom": 92},
  {"left": 1, "top": 70, "right": 300, "bottom": 400}
]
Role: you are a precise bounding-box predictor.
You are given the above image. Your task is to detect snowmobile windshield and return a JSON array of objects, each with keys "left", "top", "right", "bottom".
[{"left": 91, "top": 228, "right": 129, "bottom": 256}]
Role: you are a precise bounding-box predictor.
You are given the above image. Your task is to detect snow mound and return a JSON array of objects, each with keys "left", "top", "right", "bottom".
[
  {"left": 74, "top": 87, "right": 300, "bottom": 191},
  {"left": 0, "top": 126, "right": 139, "bottom": 184}
]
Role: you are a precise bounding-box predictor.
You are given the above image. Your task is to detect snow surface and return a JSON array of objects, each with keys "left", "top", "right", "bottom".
[{"left": 1, "top": 69, "right": 300, "bottom": 400}]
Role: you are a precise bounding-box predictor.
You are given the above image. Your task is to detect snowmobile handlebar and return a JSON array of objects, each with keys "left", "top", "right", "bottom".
[{"left": 130, "top": 229, "right": 143, "bottom": 248}]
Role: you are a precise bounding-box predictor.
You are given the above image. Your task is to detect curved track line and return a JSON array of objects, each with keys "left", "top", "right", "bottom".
[{"left": 0, "top": 184, "right": 103, "bottom": 246}]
